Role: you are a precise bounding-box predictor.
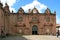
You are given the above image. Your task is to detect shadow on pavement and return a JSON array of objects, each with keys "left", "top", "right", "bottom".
[{"left": 0, "top": 35, "right": 28, "bottom": 40}]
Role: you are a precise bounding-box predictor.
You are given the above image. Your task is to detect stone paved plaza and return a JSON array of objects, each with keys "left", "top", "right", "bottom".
[{"left": 0, "top": 35, "right": 60, "bottom": 40}]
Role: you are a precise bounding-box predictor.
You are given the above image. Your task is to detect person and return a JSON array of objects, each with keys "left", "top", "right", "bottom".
[
  {"left": 57, "top": 30, "right": 59, "bottom": 38},
  {"left": 1, "top": 30, "right": 4, "bottom": 38},
  {"left": 1, "top": 30, "right": 6, "bottom": 38},
  {"left": 1, "top": 30, "right": 3, "bottom": 36}
]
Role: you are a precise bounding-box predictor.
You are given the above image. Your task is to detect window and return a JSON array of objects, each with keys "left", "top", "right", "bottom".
[
  {"left": 46, "top": 17, "right": 50, "bottom": 22},
  {"left": 18, "top": 16, "right": 23, "bottom": 21}
]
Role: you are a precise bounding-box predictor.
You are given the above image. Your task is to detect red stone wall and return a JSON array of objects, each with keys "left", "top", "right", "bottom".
[{"left": 0, "top": 7, "right": 56, "bottom": 35}]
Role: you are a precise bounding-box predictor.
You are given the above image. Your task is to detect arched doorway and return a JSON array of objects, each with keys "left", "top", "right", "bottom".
[{"left": 32, "top": 25, "right": 38, "bottom": 35}]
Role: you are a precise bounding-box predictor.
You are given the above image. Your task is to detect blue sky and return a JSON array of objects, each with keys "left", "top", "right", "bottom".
[{"left": 1, "top": 0, "right": 60, "bottom": 24}]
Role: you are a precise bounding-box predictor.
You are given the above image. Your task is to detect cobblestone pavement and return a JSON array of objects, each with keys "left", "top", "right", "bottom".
[{"left": 0, "top": 35, "right": 60, "bottom": 40}]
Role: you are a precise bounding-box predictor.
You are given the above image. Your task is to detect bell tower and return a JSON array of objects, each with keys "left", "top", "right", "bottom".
[{"left": 4, "top": 3, "right": 10, "bottom": 13}]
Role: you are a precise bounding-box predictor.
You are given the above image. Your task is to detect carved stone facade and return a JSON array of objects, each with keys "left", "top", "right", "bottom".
[{"left": 0, "top": 2, "right": 56, "bottom": 35}]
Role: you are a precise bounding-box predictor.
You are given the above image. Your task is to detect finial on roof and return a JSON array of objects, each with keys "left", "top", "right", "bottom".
[
  {"left": 12, "top": 10, "right": 14, "bottom": 13},
  {"left": 46, "top": 8, "right": 50, "bottom": 11},
  {"left": 5, "top": 2, "right": 9, "bottom": 8},
  {"left": 4, "top": 2, "right": 10, "bottom": 13},
  {"left": 34, "top": 6, "right": 35, "bottom": 8},
  {"left": 19, "top": 7, "right": 24, "bottom": 11},
  {"left": 34, "top": 6, "right": 36, "bottom": 9},
  {"left": 47, "top": 7, "right": 49, "bottom": 9},
  {"left": 54, "top": 11, "right": 56, "bottom": 14},
  {"left": 28, "top": 9, "right": 31, "bottom": 13},
  {"left": 5, "top": 2, "right": 8, "bottom": 6}
]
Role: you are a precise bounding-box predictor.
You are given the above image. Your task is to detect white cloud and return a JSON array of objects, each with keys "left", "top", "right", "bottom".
[
  {"left": 22, "top": 0, "right": 47, "bottom": 13},
  {"left": 1, "top": 0, "right": 47, "bottom": 13},
  {"left": 1, "top": 0, "right": 16, "bottom": 13},
  {"left": 56, "top": 16, "right": 60, "bottom": 24}
]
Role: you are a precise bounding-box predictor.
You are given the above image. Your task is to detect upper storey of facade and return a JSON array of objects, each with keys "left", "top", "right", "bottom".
[{"left": 0, "top": 1, "right": 56, "bottom": 15}]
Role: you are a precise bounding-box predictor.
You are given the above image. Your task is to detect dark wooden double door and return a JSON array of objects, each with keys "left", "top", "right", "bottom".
[{"left": 32, "top": 25, "right": 38, "bottom": 35}]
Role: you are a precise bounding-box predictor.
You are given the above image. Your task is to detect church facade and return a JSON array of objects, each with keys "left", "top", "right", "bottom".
[{"left": 0, "top": 2, "right": 56, "bottom": 35}]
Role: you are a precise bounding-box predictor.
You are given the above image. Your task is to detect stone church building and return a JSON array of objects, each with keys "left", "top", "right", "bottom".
[{"left": 0, "top": 2, "right": 56, "bottom": 35}]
